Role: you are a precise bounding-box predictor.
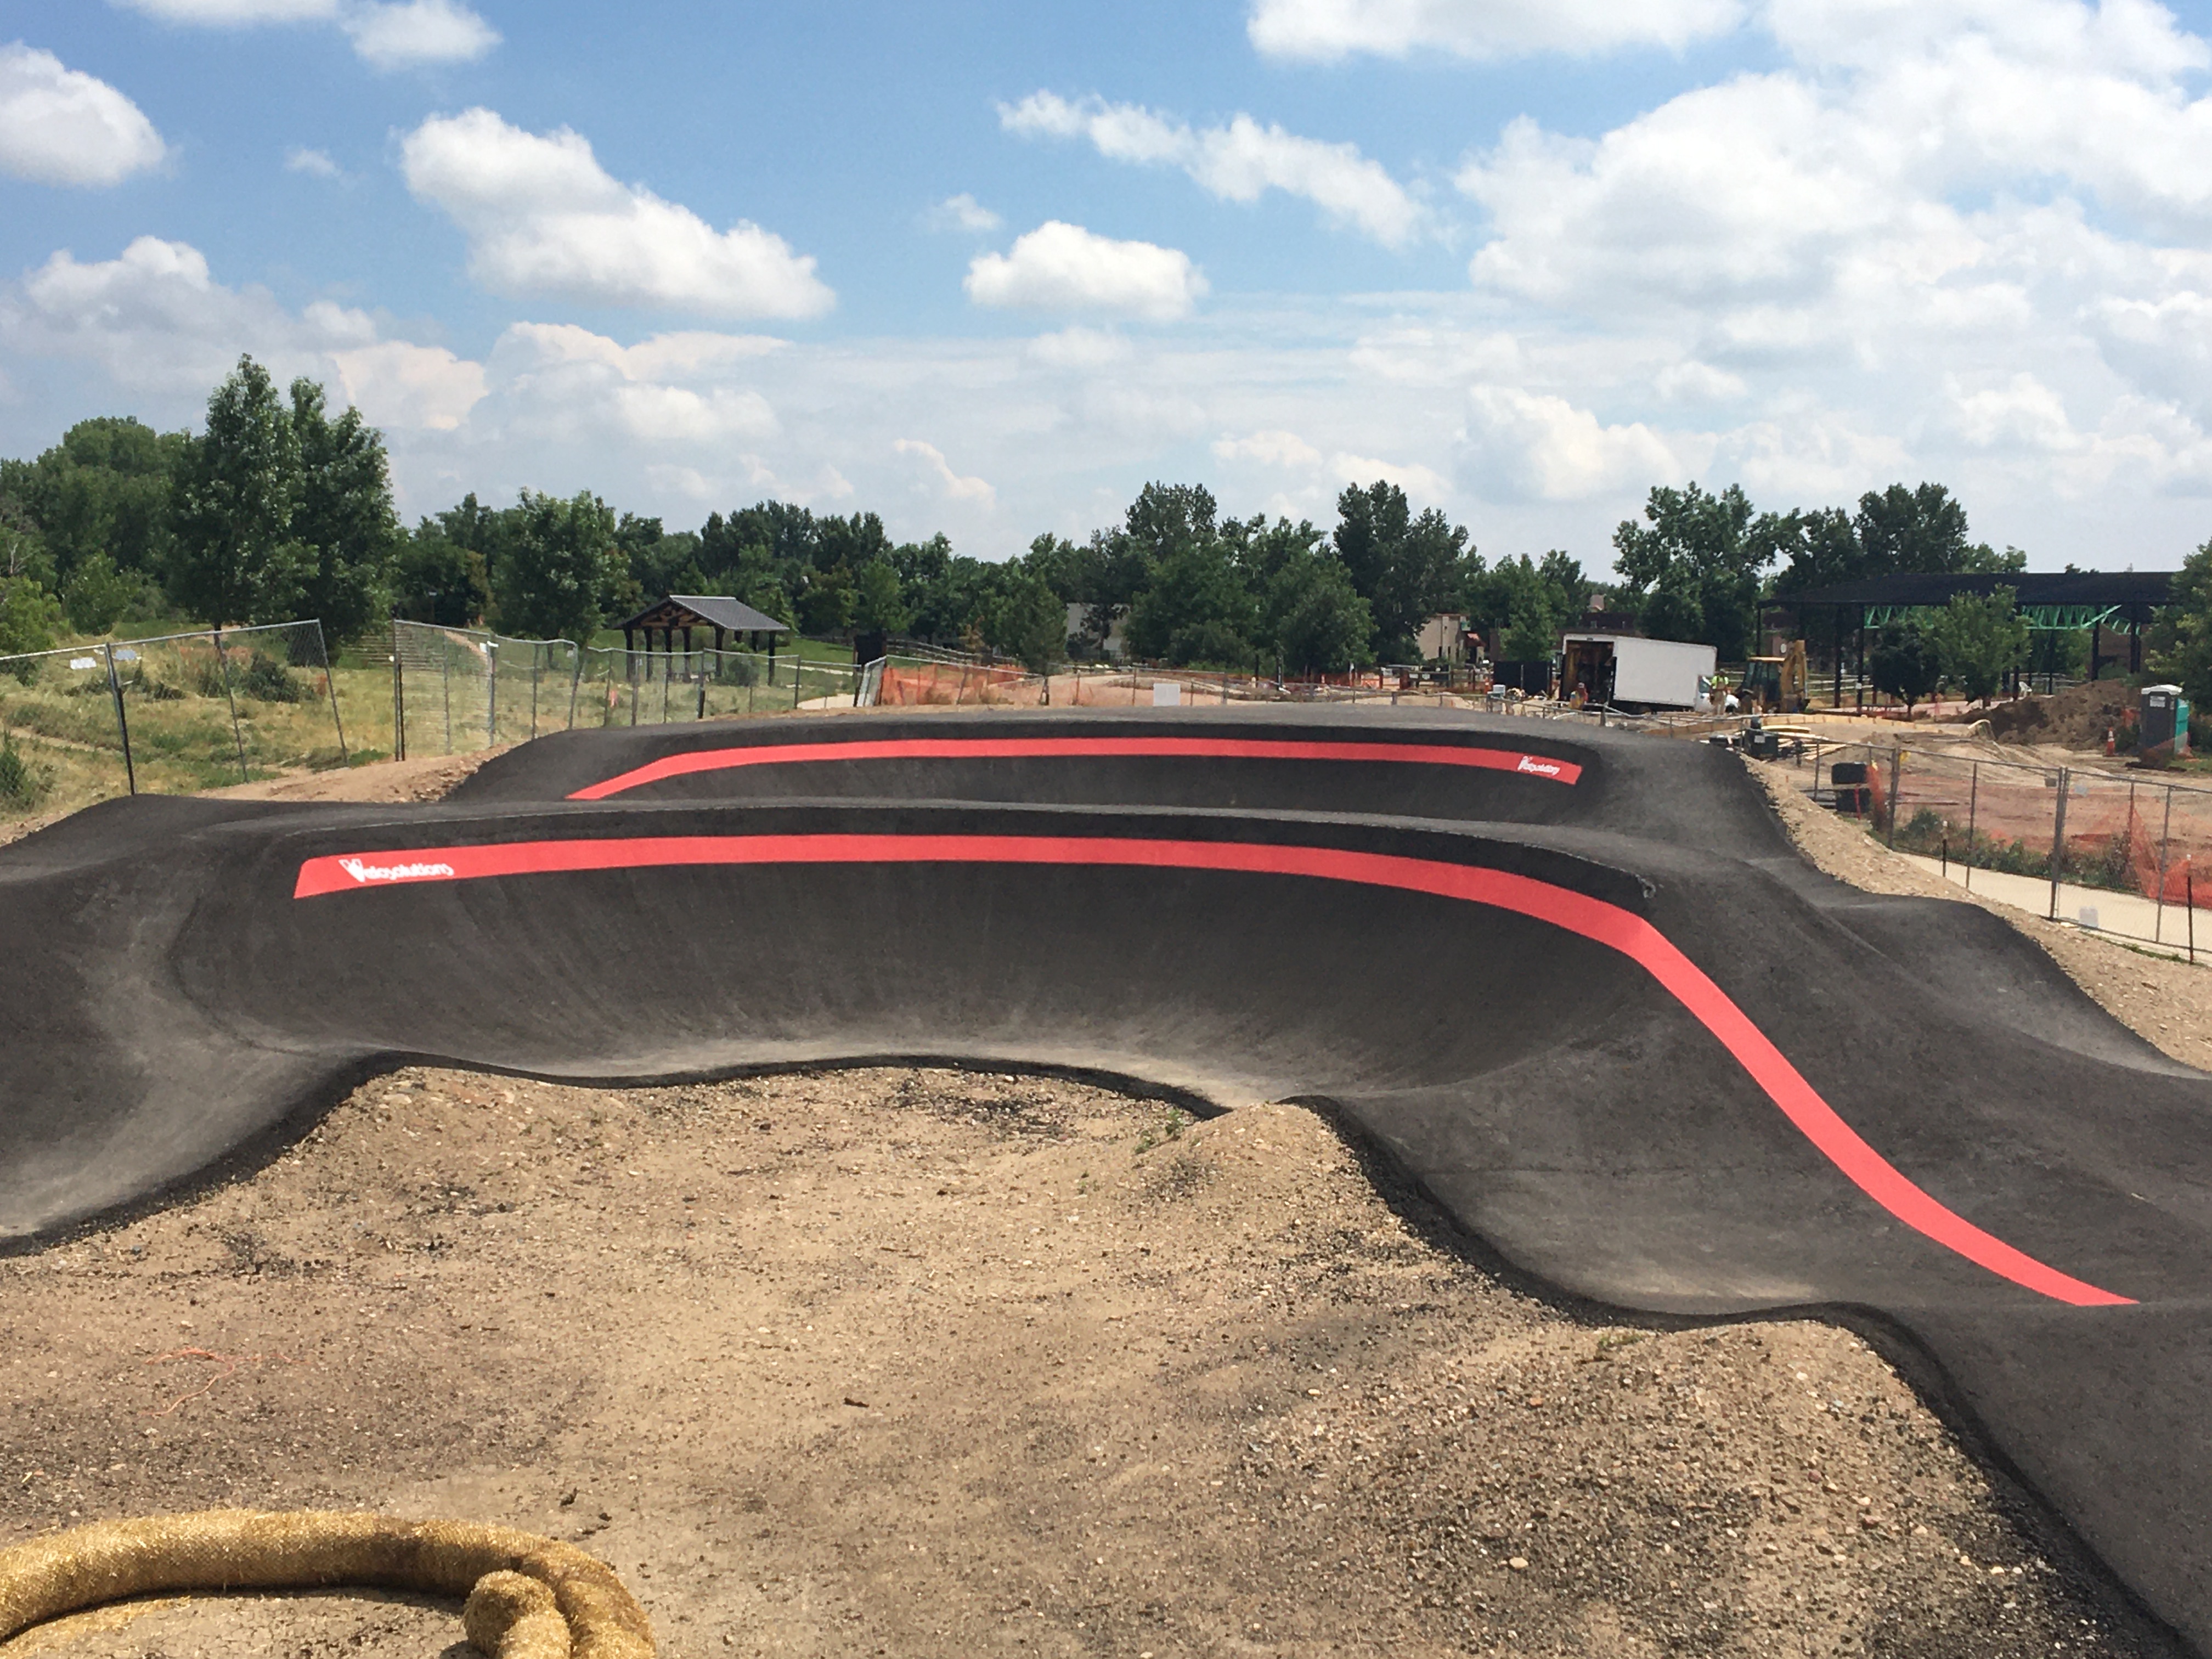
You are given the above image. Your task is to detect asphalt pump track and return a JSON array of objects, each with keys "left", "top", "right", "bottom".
[{"left": 3, "top": 706, "right": 2208, "bottom": 1648}]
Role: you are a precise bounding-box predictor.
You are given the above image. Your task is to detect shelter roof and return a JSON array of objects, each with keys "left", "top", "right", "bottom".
[{"left": 613, "top": 594, "right": 791, "bottom": 633}]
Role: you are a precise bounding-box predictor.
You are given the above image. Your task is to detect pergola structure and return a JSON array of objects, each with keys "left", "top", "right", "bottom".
[
  {"left": 613, "top": 594, "right": 791, "bottom": 663},
  {"left": 1778, "top": 570, "right": 2179, "bottom": 708}
]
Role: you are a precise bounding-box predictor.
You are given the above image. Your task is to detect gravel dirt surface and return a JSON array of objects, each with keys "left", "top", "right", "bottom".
[
  {"left": 0, "top": 1064, "right": 2179, "bottom": 1659},
  {"left": 0, "top": 738, "right": 2199, "bottom": 1658}
]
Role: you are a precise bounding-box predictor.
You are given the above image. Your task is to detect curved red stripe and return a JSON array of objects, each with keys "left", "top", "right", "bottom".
[
  {"left": 566, "top": 736, "right": 1584, "bottom": 800},
  {"left": 290, "top": 832, "right": 2129, "bottom": 1308}
]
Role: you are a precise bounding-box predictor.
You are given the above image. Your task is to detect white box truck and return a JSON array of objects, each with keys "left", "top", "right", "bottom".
[{"left": 1560, "top": 634, "right": 1717, "bottom": 711}]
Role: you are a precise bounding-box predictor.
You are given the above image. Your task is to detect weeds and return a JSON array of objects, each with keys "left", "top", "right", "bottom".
[{"left": 0, "top": 730, "right": 49, "bottom": 812}]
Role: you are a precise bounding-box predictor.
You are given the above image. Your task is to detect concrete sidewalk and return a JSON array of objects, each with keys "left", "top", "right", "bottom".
[{"left": 1895, "top": 849, "right": 2205, "bottom": 960}]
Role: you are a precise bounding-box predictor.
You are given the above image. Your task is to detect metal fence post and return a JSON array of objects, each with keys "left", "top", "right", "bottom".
[
  {"left": 211, "top": 623, "right": 249, "bottom": 783},
  {"left": 2157, "top": 785, "right": 2175, "bottom": 945},
  {"left": 103, "top": 642, "right": 135, "bottom": 796},
  {"left": 2049, "top": 768, "right": 2070, "bottom": 921},
  {"left": 1965, "top": 762, "right": 1979, "bottom": 893},
  {"left": 316, "top": 622, "right": 349, "bottom": 765},
  {"left": 1886, "top": 746, "right": 1903, "bottom": 849},
  {"left": 566, "top": 644, "right": 585, "bottom": 731},
  {"left": 392, "top": 622, "right": 406, "bottom": 763},
  {"left": 486, "top": 639, "right": 499, "bottom": 748}
]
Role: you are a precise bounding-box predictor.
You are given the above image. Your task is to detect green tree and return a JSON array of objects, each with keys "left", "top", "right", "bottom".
[
  {"left": 395, "top": 517, "right": 493, "bottom": 625},
  {"left": 1331, "top": 481, "right": 1473, "bottom": 661},
  {"left": 1266, "top": 552, "right": 1372, "bottom": 674},
  {"left": 168, "top": 356, "right": 311, "bottom": 625},
  {"left": 984, "top": 568, "right": 1068, "bottom": 673},
  {"left": 16, "top": 417, "right": 184, "bottom": 586},
  {"left": 851, "top": 558, "right": 910, "bottom": 635},
  {"left": 1928, "top": 588, "right": 2029, "bottom": 704},
  {"left": 495, "top": 489, "right": 624, "bottom": 642},
  {"left": 1123, "top": 536, "right": 1256, "bottom": 665},
  {"left": 0, "top": 577, "right": 65, "bottom": 674},
  {"left": 288, "top": 378, "right": 399, "bottom": 640},
  {"left": 796, "top": 563, "right": 856, "bottom": 637},
  {"left": 1466, "top": 552, "right": 1590, "bottom": 661},
  {"left": 0, "top": 484, "right": 53, "bottom": 592},
  {"left": 2150, "top": 535, "right": 2212, "bottom": 708},
  {"left": 1611, "top": 483, "right": 1779, "bottom": 661},
  {"left": 61, "top": 552, "right": 150, "bottom": 635},
  {"left": 1869, "top": 618, "right": 1942, "bottom": 714}
]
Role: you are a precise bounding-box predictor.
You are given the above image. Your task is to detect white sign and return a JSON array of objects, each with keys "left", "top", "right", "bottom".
[
  {"left": 69, "top": 657, "right": 97, "bottom": 671},
  {"left": 1152, "top": 681, "right": 1181, "bottom": 707},
  {"left": 2077, "top": 905, "right": 2100, "bottom": 928}
]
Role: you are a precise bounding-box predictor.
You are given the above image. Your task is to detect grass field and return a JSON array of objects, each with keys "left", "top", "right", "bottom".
[
  {"left": 0, "top": 641, "right": 399, "bottom": 828},
  {"left": 0, "top": 626, "right": 877, "bottom": 827}
]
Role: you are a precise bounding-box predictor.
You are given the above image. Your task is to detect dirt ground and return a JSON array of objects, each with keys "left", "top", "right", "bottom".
[
  {"left": 0, "top": 1070, "right": 2172, "bottom": 1659},
  {"left": 0, "top": 740, "right": 2202, "bottom": 1658}
]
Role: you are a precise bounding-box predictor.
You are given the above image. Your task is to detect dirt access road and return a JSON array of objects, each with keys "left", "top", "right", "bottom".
[{"left": 0, "top": 744, "right": 2199, "bottom": 1658}]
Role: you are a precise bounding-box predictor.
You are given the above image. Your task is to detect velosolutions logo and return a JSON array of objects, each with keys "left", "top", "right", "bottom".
[{"left": 337, "top": 856, "right": 458, "bottom": 885}]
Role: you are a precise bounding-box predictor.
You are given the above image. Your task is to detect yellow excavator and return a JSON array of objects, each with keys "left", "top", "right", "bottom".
[{"left": 1736, "top": 641, "right": 1807, "bottom": 714}]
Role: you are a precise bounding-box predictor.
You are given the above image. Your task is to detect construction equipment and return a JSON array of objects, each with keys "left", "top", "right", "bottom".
[{"left": 1737, "top": 641, "right": 1807, "bottom": 714}]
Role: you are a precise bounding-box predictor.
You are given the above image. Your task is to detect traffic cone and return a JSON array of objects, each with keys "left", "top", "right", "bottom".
[{"left": 2106, "top": 727, "right": 2117, "bottom": 757}]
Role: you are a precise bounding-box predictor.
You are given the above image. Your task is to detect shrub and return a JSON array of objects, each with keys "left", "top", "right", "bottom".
[
  {"left": 190, "top": 654, "right": 232, "bottom": 699},
  {"left": 0, "top": 731, "right": 49, "bottom": 811},
  {"left": 240, "top": 651, "right": 308, "bottom": 703}
]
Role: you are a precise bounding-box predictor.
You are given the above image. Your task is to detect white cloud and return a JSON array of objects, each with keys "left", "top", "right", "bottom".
[
  {"left": 400, "top": 109, "right": 836, "bottom": 319},
  {"left": 1246, "top": 0, "right": 1747, "bottom": 61},
  {"left": 1655, "top": 359, "right": 1749, "bottom": 403},
  {"left": 1214, "top": 428, "right": 1325, "bottom": 468},
  {"left": 1327, "top": 451, "right": 1453, "bottom": 499},
  {"left": 1025, "top": 325, "right": 1131, "bottom": 369},
  {"left": 1001, "top": 91, "right": 1421, "bottom": 247},
  {"left": 285, "top": 145, "right": 340, "bottom": 178},
  {"left": 893, "top": 438, "right": 996, "bottom": 506},
  {"left": 966, "top": 222, "right": 1205, "bottom": 320},
  {"left": 1, "top": 235, "right": 488, "bottom": 437},
  {"left": 1952, "top": 371, "right": 2077, "bottom": 451},
  {"left": 1464, "top": 385, "right": 1694, "bottom": 501},
  {"left": 328, "top": 340, "right": 486, "bottom": 431},
  {"left": 488, "top": 323, "right": 780, "bottom": 444},
  {"left": 930, "top": 193, "right": 1002, "bottom": 233},
  {"left": 112, "top": 0, "right": 337, "bottom": 21},
  {"left": 341, "top": 0, "right": 498, "bottom": 67},
  {"left": 112, "top": 0, "right": 497, "bottom": 65},
  {"left": 0, "top": 43, "right": 166, "bottom": 187},
  {"left": 1455, "top": 0, "right": 2212, "bottom": 327},
  {"left": 1213, "top": 427, "right": 1449, "bottom": 498}
]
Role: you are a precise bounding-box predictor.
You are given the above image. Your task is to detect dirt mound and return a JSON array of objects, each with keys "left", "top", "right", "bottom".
[
  {"left": 1985, "top": 679, "right": 2137, "bottom": 750},
  {"left": 0, "top": 1066, "right": 2163, "bottom": 1658}
]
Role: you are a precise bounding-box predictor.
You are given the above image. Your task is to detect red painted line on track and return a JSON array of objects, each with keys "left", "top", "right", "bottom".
[
  {"left": 566, "top": 736, "right": 1584, "bottom": 800},
  {"left": 292, "top": 832, "right": 2130, "bottom": 1308}
]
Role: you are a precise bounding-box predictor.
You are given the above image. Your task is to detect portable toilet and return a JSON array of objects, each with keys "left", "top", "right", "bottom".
[{"left": 2141, "top": 684, "right": 2192, "bottom": 765}]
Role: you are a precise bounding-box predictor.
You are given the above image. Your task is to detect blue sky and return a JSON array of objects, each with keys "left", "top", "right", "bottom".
[{"left": 7, "top": 0, "right": 2212, "bottom": 573}]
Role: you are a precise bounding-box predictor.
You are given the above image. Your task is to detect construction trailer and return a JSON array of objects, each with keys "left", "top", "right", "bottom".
[{"left": 1560, "top": 634, "right": 1717, "bottom": 711}]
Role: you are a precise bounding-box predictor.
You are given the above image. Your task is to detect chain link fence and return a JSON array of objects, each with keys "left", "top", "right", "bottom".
[
  {"left": 1808, "top": 741, "right": 2212, "bottom": 956},
  {"left": 392, "top": 619, "right": 884, "bottom": 759},
  {"left": 1, "top": 620, "right": 348, "bottom": 827}
]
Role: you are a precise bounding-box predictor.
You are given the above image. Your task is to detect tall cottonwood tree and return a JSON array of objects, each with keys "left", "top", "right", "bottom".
[
  {"left": 169, "top": 357, "right": 308, "bottom": 625},
  {"left": 168, "top": 356, "right": 399, "bottom": 634}
]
